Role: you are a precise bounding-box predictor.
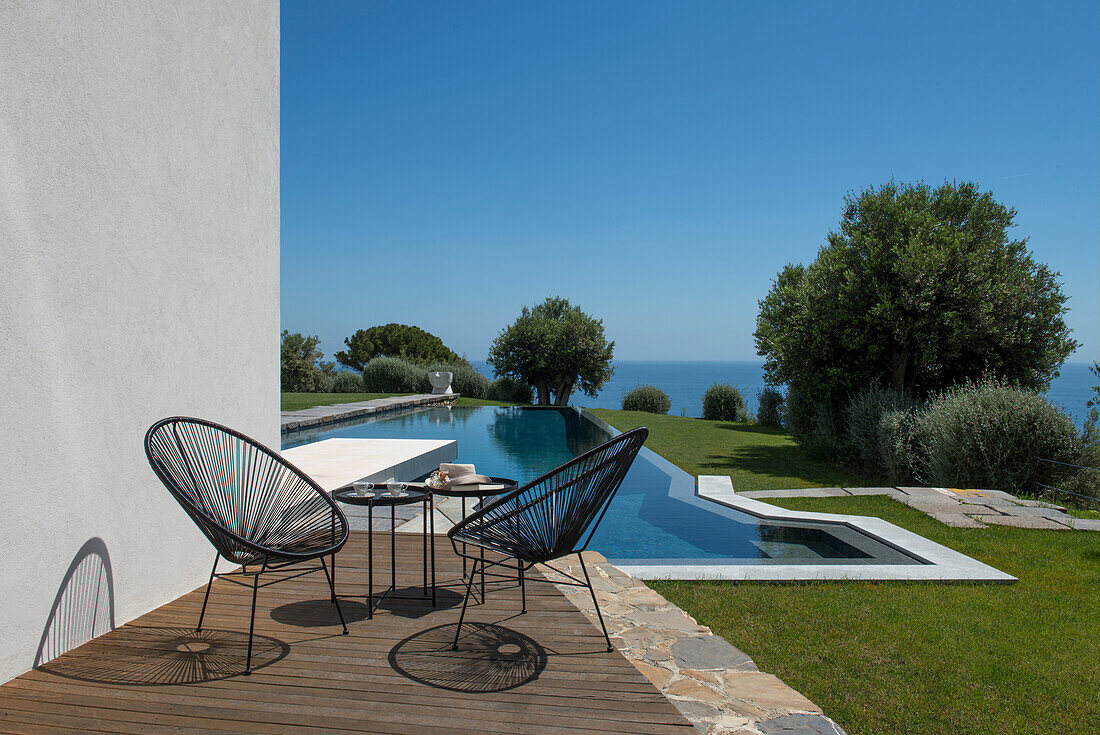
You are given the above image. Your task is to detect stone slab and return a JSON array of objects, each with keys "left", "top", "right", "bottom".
[
  {"left": 928, "top": 512, "right": 987, "bottom": 529},
  {"left": 757, "top": 713, "right": 848, "bottom": 734},
  {"left": 281, "top": 437, "right": 457, "bottom": 490},
  {"left": 672, "top": 635, "right": 756, "bottom": 672},
  {"left": 1065, "top": 518, "right": 1100, "bottom": 530},
  {"left": 843, "top": 487, "right": 898, "bottom": 496},
  {"left": 974, "top": 514, "right": 1067, "bottom": 530},
  {"left": 1000, "top": 506, "right": 1072, "bottom": 518}
]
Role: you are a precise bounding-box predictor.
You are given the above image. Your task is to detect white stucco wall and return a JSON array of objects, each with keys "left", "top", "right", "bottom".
[{"left": 0, "top": 1, "right": 279, "bottom": 683}]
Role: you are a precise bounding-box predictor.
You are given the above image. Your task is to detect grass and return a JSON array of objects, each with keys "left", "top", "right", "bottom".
[
  {"left": 589, "top": 409, "right": 859, "bottom": 491},
  {"left": 281, "top": 392, "right": 519, "bottom": 411},
  {"left": 649, "top": 495, "right": 1100, "bottom": 735},
  {"left": 281, "top": 392, "right": 398, "bottom": 410},
  {"left": 1066, "top": 507, "right": 1100, "bottom": 520}
]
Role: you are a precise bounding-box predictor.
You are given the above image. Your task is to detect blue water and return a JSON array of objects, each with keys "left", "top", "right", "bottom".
[
  {"left": 284, "top": 406, "right": 922, "bottom": 565},
  {"left": 473, "top": 360, "right": 1096, "bottom": 423}
]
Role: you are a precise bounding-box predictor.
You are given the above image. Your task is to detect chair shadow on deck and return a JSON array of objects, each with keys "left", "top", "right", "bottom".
[
  {"left": 388, "top": 623, "right": 547, "bottom": 692},
  {"left": 271, "top": 598, "right": 373, "bottom": 627},
  {"left": 33, "top": 537, "right": 115, "bottom": 670},
  {"left": 37, "top": 627, "right": 289, "bottom": 685}
]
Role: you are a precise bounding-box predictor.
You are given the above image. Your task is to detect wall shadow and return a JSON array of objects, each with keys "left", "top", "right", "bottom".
[
  {"left": 388, "top": 623, "right": 546, "bottom": 692},
  {"left": 33, "top": 537, "right": 115, "bottom": 668}
]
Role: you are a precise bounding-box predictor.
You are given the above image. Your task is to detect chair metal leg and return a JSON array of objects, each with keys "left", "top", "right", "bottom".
[
  {"left": 244, "top": 571, "right": 259, "bottom": 675},
  {"left": 196, "top": 553, "right": 219, "bottom": 632},
  {"left": 520, "top": 563, "right": 526, "bottom": 614},
  {"left": 320, "top": 556, "right": 348, "bottom": 635},
  {"left": 451, "top": 558, "right": 480, "bottom": 651},
  {"left": 578, "top": 554, "right": 614, "bottom": 652}
]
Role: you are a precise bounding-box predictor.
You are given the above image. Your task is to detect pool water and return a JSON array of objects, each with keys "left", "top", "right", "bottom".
[{"left": 283, "top": 406, "right": 924, "bottom": 566}]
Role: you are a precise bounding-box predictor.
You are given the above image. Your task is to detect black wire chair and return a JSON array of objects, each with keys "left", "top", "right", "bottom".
[
  {"left": 447, "top": 427, "right": 648, "bottom": 652},
  {"left": 144, "top": 417, "right": 350, "bottom": 674}
]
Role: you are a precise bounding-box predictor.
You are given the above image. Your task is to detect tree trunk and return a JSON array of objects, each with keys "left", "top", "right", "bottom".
[
  {"left": 888, "top": 344, "right": 910, "bottom": 392},
  {"left": 553, "top": 382, "right": 573, "bottom": 406},
  {"left": 534, "top": 380, "right": 551, "bottom": 405}
]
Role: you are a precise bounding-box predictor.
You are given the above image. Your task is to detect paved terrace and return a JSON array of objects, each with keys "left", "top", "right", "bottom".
[
  {"left": 0, "top": 532, "right": 845, "bottom": 735},
  {"left": 0, "top": 533, "right": 692, "bottom": 735}
]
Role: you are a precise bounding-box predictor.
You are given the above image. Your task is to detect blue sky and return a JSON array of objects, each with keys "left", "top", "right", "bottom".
[{"left": 282, "top": 1, "right": 1099, "bottom": 363}]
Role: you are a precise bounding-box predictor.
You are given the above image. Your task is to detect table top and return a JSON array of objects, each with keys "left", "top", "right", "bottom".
[
  {"left": 332, "top": 487, "right": 430, "bottom": 507},
  {"left": 414, "top": 476, "right": 518, "bottom": 498}
]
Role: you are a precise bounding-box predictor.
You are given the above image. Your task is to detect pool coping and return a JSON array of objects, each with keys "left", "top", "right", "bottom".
[
  {"left": 579, "top": 409, "right": 1017, "bottom": 583},
  {"left": 281, "top": 393, "right": 458, "bottom": 433}
]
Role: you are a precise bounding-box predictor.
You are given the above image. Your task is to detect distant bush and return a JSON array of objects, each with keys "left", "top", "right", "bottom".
[
  {"left": 847, "top": 386, "right": 920, "bottom": 468},
  {"left": 427, "top": 363, "right": 490, "bottom": 398},
  {"left": 702, "top": 383, "right": 748, "bottom": 422},
  {"left": 331, "top": 371, "right": 364, "bottom": 393},
  {"left": 622, "top": 385, "right": 671, "bottom": 414},
  {"left": 361, "top": 357, "right": 430, "bottom": 393},
  {"left": 915, "top": 379, "right": 1081, "bottom": 493},
  {"left": 487, "top": 377, "right": 534, "bottom": 404},
  {"left": 757, "top": 388, "right": 785, "bottom": 427},
  {"left": 317, "top": 371, "right": 337, "bottom": 393}
]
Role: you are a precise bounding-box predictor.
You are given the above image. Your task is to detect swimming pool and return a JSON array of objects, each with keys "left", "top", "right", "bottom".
[{"left": 283, "top": 405, "right": 925, "bottom": 567}]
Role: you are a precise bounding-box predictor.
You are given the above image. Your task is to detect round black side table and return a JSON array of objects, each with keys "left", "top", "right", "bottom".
[
  {"left": 426, "top": 477, "right": 517, "bottom": 602},
  {"left": 332, "top": 487, "right": 436, "bottom": 616}
]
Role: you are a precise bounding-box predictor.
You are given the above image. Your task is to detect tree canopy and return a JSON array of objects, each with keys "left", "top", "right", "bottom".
[
  {"left": 281, "top": 330, "right": 334, "bottom": 392},
  {"left": 487, "top": 297, "right": 615, "bottom": 406},
  {"left": 335, "top": 323, "right": 465, "bottom": 371},
  {"left": 754, "top": 180, "right": 1077, "bottom": 428}
]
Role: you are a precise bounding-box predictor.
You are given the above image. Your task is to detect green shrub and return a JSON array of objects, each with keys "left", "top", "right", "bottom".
[
  {"left": 427, "top": 363, "right": 490, "bottom": 398},
  {"left": 878, "top": 408, "right": 921, "bottom": 484},
  {"left": 361, "top": 356, "right": 430, "bottom": 393},
  {"left": 622, "top": 385, "right": 672, "bottom": 414},
  {"left": 847, "top": 386, "right": 921, "bottom": 468},
  {"left": 487, "top": 377, "right": 534, "bottom": 404},
  {"left": 331, "top": 371, "right": 364, "bottom": 393},
  {"left": 757, "top": 388, "right": 785, "bottom": 427},
  {"left": 915, "top": 379, "right": 1081, "bottom": 492},
  {"left": 702, "top": 383, "right": 748, "bottom": 422},
  {"left": 784, "top": 388, "right": 849, "bottom": 459},
  {"left": 1059, "top": 438, "right": 1100, "bottom": 505}
]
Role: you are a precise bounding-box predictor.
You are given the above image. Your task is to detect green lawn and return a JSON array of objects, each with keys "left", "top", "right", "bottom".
[
  {"left": 650, "top": 495, "right": 1100, "bottom": 735},
  {"left": 589, "top": 409, "right": 859, "bottom": 491}
]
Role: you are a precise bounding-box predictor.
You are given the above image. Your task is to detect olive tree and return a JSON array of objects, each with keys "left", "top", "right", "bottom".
[
  {"left": 488, "top": 297, "right": 615, "bottom": 406},
  {"left": 755, "top": 180, "right": 1077, "bottom": 440},
  {"left": 281, "top": 330, "right": 335, "bottom": 392},
  {"left": 335, "top": 323, "right": 464, "bottom": 371}
]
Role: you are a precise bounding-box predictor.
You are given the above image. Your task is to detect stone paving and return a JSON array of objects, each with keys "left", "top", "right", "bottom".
[
  {"left": 280, "top": 393, "right": 457, "bottom": 432},
  {"left": 739, "top": 486, "right": 1100, "bottom": 531},
  {"left": 538, "top": 552, "right": 847, "bottom": 735}
]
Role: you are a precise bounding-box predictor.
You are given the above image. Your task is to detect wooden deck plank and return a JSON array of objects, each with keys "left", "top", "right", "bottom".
[{"left": 0, "top": 532, "right": 692, "bottom": 734}]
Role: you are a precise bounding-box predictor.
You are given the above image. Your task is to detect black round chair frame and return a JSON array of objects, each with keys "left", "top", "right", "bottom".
[
  {"left": 144, "top": 416, "right": 351, "bottom": 675},
  {"left": 446, "top": 427, "right": 649, "bottom": 652}
]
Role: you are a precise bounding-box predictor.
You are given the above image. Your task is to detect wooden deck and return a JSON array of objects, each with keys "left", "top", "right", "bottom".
[{"left": 0, "top": 532, "right": 693, "bottom": 734}]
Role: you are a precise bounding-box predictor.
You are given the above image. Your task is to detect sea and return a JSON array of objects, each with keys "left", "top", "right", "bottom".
[{"left": 471, "top": 360, "right": 1096, "bottom": 425}]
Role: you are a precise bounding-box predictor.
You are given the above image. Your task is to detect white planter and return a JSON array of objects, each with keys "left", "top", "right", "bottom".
[{"left": 428, "top": 371, "right": 454, "bottom": 395}]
